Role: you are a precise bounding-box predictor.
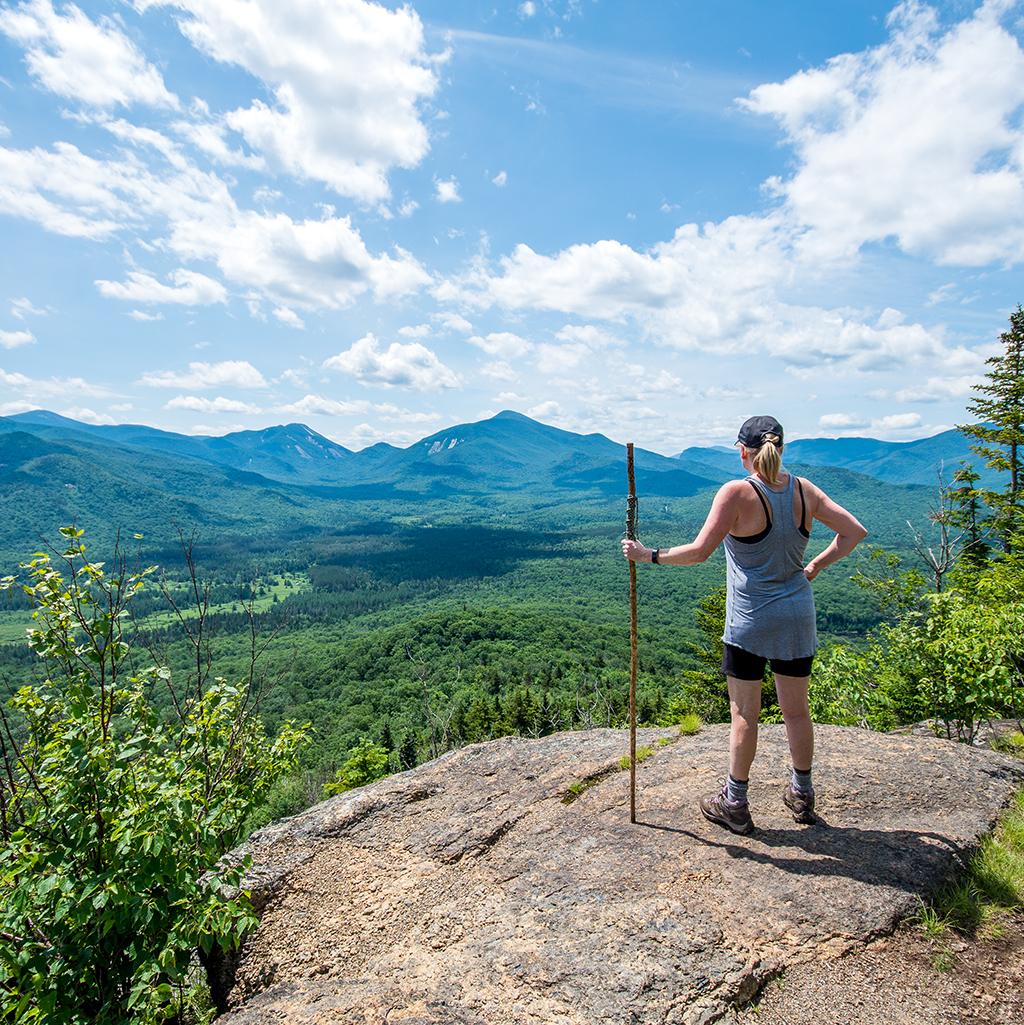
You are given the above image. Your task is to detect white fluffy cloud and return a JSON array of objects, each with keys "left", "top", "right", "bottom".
[
  {"left": 819, "top": 412, "right": 869, "bottom": 430},
  {"left": 59, "top": 406, "right": 116, "bottom": 425},
  {"left": 441, "top": 214, "right": 789, "bottom": 323},
  {"left": 0, "top": 329, "right": 35, "bottom": 349},
  {"left": 339, "top": 420, "right": 437, "bottom": 449},
  {"left": 527, "top": 400, "right": 563, "bottom": 421},
  {"left": 534, "top": 342, "right": 591, "bottom": 372},
  {"left": 492, "top": 170, "right": 508, "bottom": 187},
  {"left": 0, "top": 138, "right": 431, "bottom": 308},
  {"left": 0, "top": 399, "right": 34, "bottom": 415},
  {"left": 436, "top": 3, "right": 1020, "bottom": 389},
  {"left": 453, "top": 226, "right": 938, "bottom": 377},
  {"left": 184, "top": 422, "right": 247, "bottom": 436},
  {"left": 277, "top": 394, "right": 372, "bottom": 417},
  {"left": 278, "top": 393, "right": 440, "bottom": 424},
  {"left": 95, "top": 268, "right": 228, "bottom": 305},
  {"left": 169, "top": 204, "right": 432, "bottom": 309},
  {"left": 819, "top": 410, "right": 926, "bottom": 436},
  {"left": 0, "top": 398, "right": 115, "bottom": 423},
  {"left": 741, "top": 0, "right": 1024, "bottom": 265},
  {"left": 324, "top": 333, "right": 460, "bottom": 390},
  {"left": 434, "top": 311, "right": 473, "bottom": 333},
  {"left": 894, "top": 374, "right": 978, "bottom": 402},
  {"left": 440, "top": 213, "right": 969, "bottom": 375},
  {"left": 435, "top": 177, "right": 461, "bottom": 203},
  {"left": 874, "top": 411, "right": 922, "bottom": 431},
  {"left": 170, "top": 117, "right": 265, "bottom": 170},
  {"left": 480, "top": 360, "right": 518, "bottom": 382},
  {"left": 0, "top": 366, "right": 111, "bottom": 398},
  {"left": 0, "top": 142, "right": 142, "bottom": 238},
  {"left": 139, "top": 0, "right": 439, "bottom": 201},
  {"left": 467, "top": 331, "right": 532, "bottom": 358},
  {"left": 554, "top": 324, "right": 624, "bottom": 349},
  {"left": 398, "top": 323, "right": 431, "bottom": 339},
  {"left": 537, "top": 323, "right": 624, "bottom": 369},
  {"left": 165, "top": 395, "right": 261, "bottom": 413},
  {"left": 139, "top": 360, "right": 268, "bottom": 389},
  {"left": 0, "top": 0, "right": 178, "bottom": 109},
  {"left": 272, "top": 306, "right": 305, "bottom": 329}
]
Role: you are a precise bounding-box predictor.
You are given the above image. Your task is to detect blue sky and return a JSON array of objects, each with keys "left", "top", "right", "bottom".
[{"left": 0, "top": 0, "right": 1022, "bottom": 453}]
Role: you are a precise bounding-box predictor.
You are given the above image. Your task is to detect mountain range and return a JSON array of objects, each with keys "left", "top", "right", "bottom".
[
  {"left": 2, "top": 408, "right": 991, "bottom": 493},
  {"left": 678, "top": 429, "right": 987, "bottom": 487},
  {"left": 0, "top": 408, "right": 995, "bottom": 561},
  {"left": 0, "top": 409, "right": 714, "bottom": 498}
]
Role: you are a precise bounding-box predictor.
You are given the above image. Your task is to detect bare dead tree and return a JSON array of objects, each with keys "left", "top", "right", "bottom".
[
  {"left": 405, "top": 643, "right": 456, "bottom": 758},
  {"left": 907, "top": 463, "right": 969, "bottom": 593},
  {"left": 574, "top": 671, "right": 614, "bottom": 730}
]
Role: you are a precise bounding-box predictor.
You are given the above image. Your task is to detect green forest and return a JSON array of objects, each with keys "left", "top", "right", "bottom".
[{"left": 1, "top": 308, "right": 1022, "bottom": 1023}]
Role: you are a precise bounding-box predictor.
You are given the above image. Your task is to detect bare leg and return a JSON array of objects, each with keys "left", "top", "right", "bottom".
[
  {"left": 727, "top": 676, "right": 762, "bottom": 781},
  {"left": 774, "top": 673, "right": 813, "bottom": 772}
]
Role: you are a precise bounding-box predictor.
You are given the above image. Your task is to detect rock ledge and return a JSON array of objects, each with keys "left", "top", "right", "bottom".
[{"left": 218, "top": 725, "right": 1024, "bottom": 1024}]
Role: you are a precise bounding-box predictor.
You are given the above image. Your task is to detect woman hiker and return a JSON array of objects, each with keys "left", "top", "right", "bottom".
[{"left": 621, "top": 415, "right": 867, "bottom": 836}]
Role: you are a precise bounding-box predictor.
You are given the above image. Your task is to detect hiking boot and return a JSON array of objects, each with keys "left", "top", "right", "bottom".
[
  {"left": 783, "top": 784, "right": 817, "bottom": 824},
  {"left": 699, "top": 787, "right": 754, "bottom": 836}
]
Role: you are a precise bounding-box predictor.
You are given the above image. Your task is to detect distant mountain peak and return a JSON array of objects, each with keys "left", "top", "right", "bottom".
[{"left": 10, "top": 409, "right": 94, "bottom": 428}]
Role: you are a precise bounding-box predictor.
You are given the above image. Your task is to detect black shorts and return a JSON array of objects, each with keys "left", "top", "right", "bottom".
[{"left": 721, "top": 643, "right": 814, "bottom": 681}]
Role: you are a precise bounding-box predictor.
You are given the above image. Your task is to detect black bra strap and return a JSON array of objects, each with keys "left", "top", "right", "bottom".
[
  {"left": 747, "top": 479, "right": 772, "bottom": 527},
  {"left": 796, "top": 477, "right": 810, "bottom": 537}
]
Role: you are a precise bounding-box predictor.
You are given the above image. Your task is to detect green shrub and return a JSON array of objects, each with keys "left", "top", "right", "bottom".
[
  {"left": 0, "top": 529, "right": 308, "bottom": 1024},
  {"left": 813, "top": 555, "right": 1024, "bottom": 740},
  {"left": 992, "top": 731, "right": 1024, "bottom": 757},
  {"left": 244, "top": 771, "right": 324, "bottom": 833},
  {"left": 324, "top": 737, "right": 391, "bottom": 796}
]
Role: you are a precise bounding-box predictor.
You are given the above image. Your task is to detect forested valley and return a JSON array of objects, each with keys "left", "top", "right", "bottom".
[{"left": 1, "top": 308, "right": 1022, "bottom": 1024}]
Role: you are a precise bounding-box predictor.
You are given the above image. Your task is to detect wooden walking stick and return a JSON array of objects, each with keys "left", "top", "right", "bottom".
[{"left": 625, "top": 443, "right": 639, "bottom": 824}]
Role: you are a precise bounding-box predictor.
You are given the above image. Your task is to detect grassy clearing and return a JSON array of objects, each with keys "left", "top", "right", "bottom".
[
  {"left": 0, "top": 573, "right": 311, "bottom": 642},
  {"left": 140, "top": 572, "right": 310, "bottom": 628},
  {"left": 915, "top": 782, "right": 1024, "bottom": 968},
  {"left": 0, "top": 611, "right": 33, "bottom": 644}
]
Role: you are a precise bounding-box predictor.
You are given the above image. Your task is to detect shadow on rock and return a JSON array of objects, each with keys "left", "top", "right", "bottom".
[{"left": 637, "top": 817, "right": 968, "bottom": 892}]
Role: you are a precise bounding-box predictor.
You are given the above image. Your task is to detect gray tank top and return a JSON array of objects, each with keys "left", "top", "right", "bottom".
[{"left": 721, "top": 472, "right": 817, "bottom": 660}]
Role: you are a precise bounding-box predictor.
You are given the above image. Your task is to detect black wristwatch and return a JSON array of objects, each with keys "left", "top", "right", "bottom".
[{"left": 651, "top": 548, "right": 660, "bottom": 564}]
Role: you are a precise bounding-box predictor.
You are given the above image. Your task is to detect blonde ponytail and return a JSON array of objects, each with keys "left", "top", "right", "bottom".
[{"left": 752, "top": 432, "right": 782, "bottom": 485}]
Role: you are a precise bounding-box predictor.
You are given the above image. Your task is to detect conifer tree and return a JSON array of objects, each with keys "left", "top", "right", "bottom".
[
  {"left": 958, "top": 305, "right": 1024, "bottom": 551},
  {"left": 948, "top": 462, "right": 991, "bottom": 569}
]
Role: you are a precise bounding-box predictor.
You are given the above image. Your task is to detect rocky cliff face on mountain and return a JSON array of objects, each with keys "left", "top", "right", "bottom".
[{"left": 213, "top": 725, "right": 1024, "bottom": 1025}]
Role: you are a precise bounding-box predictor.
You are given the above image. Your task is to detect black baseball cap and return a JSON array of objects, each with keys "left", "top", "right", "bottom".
[{"left": 737, "top": 415, "right": 784, "bottom": 448}]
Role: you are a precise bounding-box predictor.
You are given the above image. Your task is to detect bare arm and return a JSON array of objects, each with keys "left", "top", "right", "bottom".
[
  {"left": 620, "top": 483, "right": 740, "bottom": 566},
  {"left": 803, "top": 481, "right": 868, "bottom": 581}
]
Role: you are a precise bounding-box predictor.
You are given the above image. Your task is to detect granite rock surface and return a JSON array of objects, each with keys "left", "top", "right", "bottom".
[{"left": 216, "top": 725, "right": 1024, "bottom": 1024}]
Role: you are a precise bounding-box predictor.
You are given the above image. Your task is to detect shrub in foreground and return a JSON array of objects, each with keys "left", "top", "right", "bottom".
[{"left": 0, "top": 529, "right": 308, "bottom": 1024}]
